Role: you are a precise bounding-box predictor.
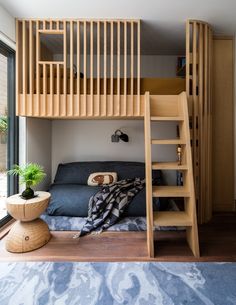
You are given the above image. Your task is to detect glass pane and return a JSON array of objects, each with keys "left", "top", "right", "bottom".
[{"left": 0, "top": 52, "right": 8, "bottom": 220}]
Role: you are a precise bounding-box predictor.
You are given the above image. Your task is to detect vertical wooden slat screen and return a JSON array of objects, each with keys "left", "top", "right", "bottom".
[
  {"left": 124, "top": 21, "right": 127, "bottom": 116},
  {"left": 63, "top": 20, "right": 67, "bottom": 117},
  {"left": 76, "top": 21, "right": 80, "bottom": 116},
  {"left": 50, "top": 63, "right": 53, "bottom": 116},
  {"left": 90, "top": 21, "right": 94, "bottom": 116},
  {"left": 22, "top": 20, "right": 26, "bottom": 116},
  {"left": 97, "top": 21, "right": 100, "bottom": 116},
  {"left": 16, "top": 19, "right": 141, "bottom": 118},
  {"left": 130, "top": 22, "right": 134, "bottom": 115},
  {"left": 70, "top": 20, "right": 74, "bottom": 116},
  {"left": 186, "top": 20, "right": 213, "bottom": 224},
  {"left": 83, "top": 21, "right": 87, "bottom": 116},
  {"left": 56, "top": 63, "right": 60, "bottom": 116},
  {"left": 117, "top": 21, "right": 120, "bottom": 115},
  {"left": 43, "top": 64, "right": 47, "bottom": 116},
  {"left": 110, "top": 21, "right": 114, "bottom": 115},
  {"left": 36, "top": 20, "right": 40, "bottom": 116},
  {"left": 104, "top": 22, "right": 107, "bottom": 116},
  {"left": 137, "top": 20, "right": 141, "bottom": 116},
  {"left": 29, "top": 20, "right": 33, "bottom": 116}
]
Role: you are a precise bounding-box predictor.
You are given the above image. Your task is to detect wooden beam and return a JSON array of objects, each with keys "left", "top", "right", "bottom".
[
  {"left": 29, "top": 20, "right": 34, "bottom": 116},
  {"left": 43, "top": 63, "right": 47, "bottom": 116},
  {"left": 16, "top": 20, "right": 19, "bottom": 115},
  {"left": 104, "top": 21, "right": 107, "bottom": 115},
  {"left": 90, "top": 21, "right": 94, "bottom": 116},
  {"left": 63, "top": 20, "right": 67, "bottom": 116},
  {"left": 83, "top": 21, "right": 87, "bottom": 116},
  {"left": 56, "top": 63, "right": 60, "bottom": 116},
  {"left": 137, "top": 20, "right": 141, "bottom": 115},
  {"left": 144, "top": 92, "right": 154, "bottom": 257},
  {"left": 110, "top": 21, "right": 114, "bottom": 115},
  {"left": 77, "top": 21, "right": 80, "bottom": 116},
  {"left": 22, "top": 20, "right": 26, "bottom": 115},
  {"left": 36, "top": 20, "right": 40, "bottom": 116},
  {"left": 124, "top": 21, "right": 127, "bottom": 116},
  {"left": 130, "top": 22, "right": 134, "bottom": 115},
  {"left": 97, "top": 21, "right": 100, "bottom": 116},
  {"left": 50, "top": 63, "right": 53, "bottom": 116},
  {"left": 70, "top": 20, "right": 74, "bottom": 116},
  {"left": 117, "top": 21, "right": 120, "bottom": 115}
]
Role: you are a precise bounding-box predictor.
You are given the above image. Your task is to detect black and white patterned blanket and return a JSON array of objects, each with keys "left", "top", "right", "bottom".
[{"left": 75, "top": 178, "right": 145, "bottom": 237}]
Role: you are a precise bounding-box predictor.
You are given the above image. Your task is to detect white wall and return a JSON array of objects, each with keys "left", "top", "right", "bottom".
[
  {"left": 0, "top": 5, "right": 15, "bottom": 49},
  {"left": 51, "top": 55, "right": 179, "bottom": 183},
  {"left": 24, "top": 118, "right": 52, "bottom": 191},
  {"left": 56, "top": 54, "right": 178, "bottom": 78},
  {"left": 51, "top": 120, "right": 178, "bottom": 184},
  {"left": 141, "top": 55, "right": 177, "bottom": 77}
]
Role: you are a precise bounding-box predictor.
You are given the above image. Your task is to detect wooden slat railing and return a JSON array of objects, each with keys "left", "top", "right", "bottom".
[
  {"left": 16, "top": 19, "right": 141, "bottom": 118},
  {"left": 186, "top": 20, "right": 213, "bottom": 224}
]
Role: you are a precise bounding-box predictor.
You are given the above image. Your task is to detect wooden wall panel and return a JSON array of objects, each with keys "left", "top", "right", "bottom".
[
  {"left": 212, "top": 37, "right": 234, "bottom": 212},
  {"left": 186, "top": 20, "right": 213, "bottom": 223}
]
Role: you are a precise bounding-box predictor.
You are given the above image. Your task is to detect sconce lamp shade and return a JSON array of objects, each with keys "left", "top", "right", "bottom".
[
  {"left": 111, "top": 129, "right": 129, "bottom": 143},
  {"left": 119, "top": 133, "right": 129, "bottom": 142}
]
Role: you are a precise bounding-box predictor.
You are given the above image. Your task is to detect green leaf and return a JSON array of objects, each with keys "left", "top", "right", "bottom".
[
  {"left": 8, "top": 163, "right": 46, "bottom": 188},
  {"left": 0, "top": 116, "right": 7, "bottom": 133}
]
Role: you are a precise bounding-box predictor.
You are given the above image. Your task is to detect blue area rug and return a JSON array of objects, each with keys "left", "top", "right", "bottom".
[{"left": 0, "top": 262, "right": 235, "bottom": 305}]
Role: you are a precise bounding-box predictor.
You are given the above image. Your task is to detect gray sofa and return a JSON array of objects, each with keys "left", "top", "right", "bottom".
[{"left": 46, "top": 161, "right": 166, "bottom": 217}]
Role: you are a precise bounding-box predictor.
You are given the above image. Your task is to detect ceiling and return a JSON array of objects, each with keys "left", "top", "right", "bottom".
[{"left": 0, "top": 0, "right": 236, "bottom": 55}]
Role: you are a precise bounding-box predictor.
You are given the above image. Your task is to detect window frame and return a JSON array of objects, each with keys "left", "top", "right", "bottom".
[{"left": 0, "top": 40, "right": 18, "bottom": 227}]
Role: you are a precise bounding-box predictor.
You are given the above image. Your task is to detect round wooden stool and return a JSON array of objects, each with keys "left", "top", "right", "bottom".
[{"left": 5, "top": 191, "right": 51, "bottom": 253}]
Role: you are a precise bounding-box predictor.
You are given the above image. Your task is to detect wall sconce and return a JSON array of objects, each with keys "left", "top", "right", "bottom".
[{"left": 111, "top": 129, "right": 129, "bottom": 143}]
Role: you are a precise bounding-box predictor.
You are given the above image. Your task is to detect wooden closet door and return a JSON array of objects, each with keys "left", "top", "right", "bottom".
[{"left": 212, "top": 37, "right": 235, "bottom": 211}]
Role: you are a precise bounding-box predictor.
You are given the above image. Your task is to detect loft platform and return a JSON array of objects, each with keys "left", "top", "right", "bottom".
[{"left": 16, "top": 18, "right": 185, "bottom": 118}]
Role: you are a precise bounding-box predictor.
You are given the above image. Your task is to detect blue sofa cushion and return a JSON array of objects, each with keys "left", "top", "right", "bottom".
[
  {"left": 47, "top": 183, "right": 164, "bottom": 217},
  {"left": 48, "top": 161, "right": 165, "bottom": 217},
  {"left": 54, "top": 161, "right": 162, "bottom": 185}
]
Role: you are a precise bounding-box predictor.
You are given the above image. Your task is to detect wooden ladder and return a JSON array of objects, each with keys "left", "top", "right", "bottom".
[{"left": 144, "top": 91, "right": 200, "bottom": 258}]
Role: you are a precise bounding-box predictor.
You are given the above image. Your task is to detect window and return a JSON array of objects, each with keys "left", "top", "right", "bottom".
[
  {"left": 39, "top": 33, "right": 64, "bottom": 62},
  {"left": 0, "top": 41, "right": 18, "bottom": 227}
]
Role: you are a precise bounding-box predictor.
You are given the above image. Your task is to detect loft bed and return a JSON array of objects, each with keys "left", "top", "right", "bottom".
[
  {"left": 15, "top": 18, "right": 212, "bottom": 258},
  {"left": 17, "top": 77, "right": 185, "bottom": 118},
  {"left": 16, "top": 19, "right": 185, "bottom": 118}
]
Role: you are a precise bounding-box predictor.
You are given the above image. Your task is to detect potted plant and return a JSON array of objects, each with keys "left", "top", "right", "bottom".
[{"left": 8, "top": 163, "right": 46, "bottom": 199}]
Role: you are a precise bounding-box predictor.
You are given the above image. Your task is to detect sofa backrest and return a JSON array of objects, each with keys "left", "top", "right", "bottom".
[{"left": 54, "top": 161, "right": 162, "bottom": 185}]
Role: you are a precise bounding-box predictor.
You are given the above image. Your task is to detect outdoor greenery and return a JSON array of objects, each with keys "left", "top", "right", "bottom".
[{"left": 0, "top": 116, "right": 7, "bottom": 133}]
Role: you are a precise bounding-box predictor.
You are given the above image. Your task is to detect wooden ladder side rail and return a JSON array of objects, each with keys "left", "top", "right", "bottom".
[
  {"left": 179, "top": 92, "right": 200, "bottom": 257},
  {"left": 144, "top": 92, "right": 154, "bottom": 258}
]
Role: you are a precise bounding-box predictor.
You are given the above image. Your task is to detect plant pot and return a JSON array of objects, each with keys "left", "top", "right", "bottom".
[{"left": 21, "top": 187, "right": 34, "bottom": 200}]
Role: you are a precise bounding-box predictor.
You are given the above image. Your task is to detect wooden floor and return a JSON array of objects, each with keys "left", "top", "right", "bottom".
[{"left": 0, "top": 213, "right": 235, "bottom": 262}]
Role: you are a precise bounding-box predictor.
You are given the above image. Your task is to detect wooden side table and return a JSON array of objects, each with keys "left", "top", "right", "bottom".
[{"left": 5, "top": 191, "right": 51, "bottom": 253}]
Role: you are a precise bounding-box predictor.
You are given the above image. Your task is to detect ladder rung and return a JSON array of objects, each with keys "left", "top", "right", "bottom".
[
  {"left": 152, "top": 186, "right": 190, "bottom": 197},
  {"left": 151, "top": 116, "right": 184, "bottom": 121},
  {"left": 153, "top": 211, "right": 192, "bottom": 226},
  {"left": 152, "top": 162, "right": 188, "bottom": 170},
  {"left": 151, "top": 139, "right": 185, "bottom": 145}
]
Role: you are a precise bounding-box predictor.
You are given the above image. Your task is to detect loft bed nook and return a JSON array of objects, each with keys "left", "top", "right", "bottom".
[
  {"left": 16, "top": 19, "right": 186, "bottom": 118},
  {"left": 14, "top": 18, "right": 213, "bottom": 258}
]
